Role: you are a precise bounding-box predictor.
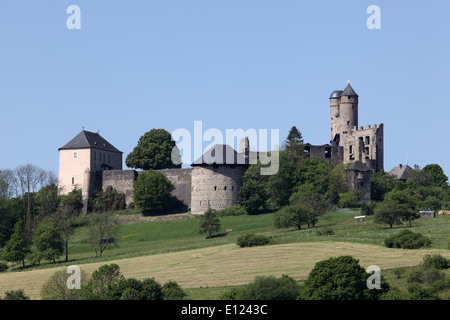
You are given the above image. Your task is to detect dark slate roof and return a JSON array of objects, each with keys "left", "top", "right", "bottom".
[
  {"left": 341, "top": 83, "right": 358, "bottom": 97},
  {"left": 348, "top": 161, "right": 371, "bottom": 172},
  {"left": 389, "top": 164, "right": 413, "bottom": 180},
  {"left": 59, "top": 130, "right": 122, "bottom": 153},
  {"left": 191, "top": 144, "right": 249, "bottom": 166},
  {"left": 329, "top": 90, "right": 343, "bottom": 99}
]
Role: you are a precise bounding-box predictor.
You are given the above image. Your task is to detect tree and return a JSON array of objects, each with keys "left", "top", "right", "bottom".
[
  {"left": 80, "top": 263, "right": 124, "bottom": 300},
  {"left": 273, "top": 204, "right": 313, "bottom": 230},
  {"left": 384, "top": 189, "right": 419, "bottom": 211},
  {"left": 265, "top": 127, "right": 306, "bottom": 212},
  {"left": 133, "top": 170, "right": 175, "bottom": 215},
  {"left": 284, "top": 126, "right": 305, "bottom": 164},
  {"left": 326, "top": 163, "right": 349, "bottom": 204},
  {"left": 15, "top": 164, "right": 46, "bottom": 236},
  {"left": 300, "top": 255, "right": 389, "bottom": 300},
  {"left": 238, "top": 161, "right": 270, "bottom": 214},
  {"left": 370, "top": 170, "right": 397, "bottom": 201},
  {"left": 32, "top": 218, "right": 65, "bottom": 263},
  {"left": 1, "top": 289, "right": 30, "bottom": 300},
  {"left": 198, "top": 207, "right": 221, "bottom": 239},
  {"left": 54, "top": 189, "right": 83, "bottom": 262},
  {"left": 236, "top": 275, "right": 301, "bottom": 300},
  {"left": 374, "top": 201, "right": 416, "bottom": 228},
  {"left": 90, "top": 186, "right": 126, "bottom": 213},
  {"left": 35, "top": 183, "right": 60, "bottom": 217},
  {"left": 40, "top": 268, "right": 88, "bottom": 300},
  {"left": 289, "top": 184, "right": 330, "bottom": 226},
  {"left": 111, "top": 277, "right": 165, "bottom": 300},
  {"left": 162, "top": 280, "right": 187, "bottom": 300},
  {"left": 87, "top": 213, "right": 120, "bottom": 258},
  {"left": 338, "top": 190, "right": 363, "bottom": 209},
  {"left": 0, "top": 197, "right": 22, "bottom": 247},
  {"left": 2, "top": 220, "right": 30, "bottom": 268},
  {"left": 126, "top": 128, "right": 181, "bottom": 170},
  {"left": 421, "top": 164, "right": 448, "bottom": 188}
]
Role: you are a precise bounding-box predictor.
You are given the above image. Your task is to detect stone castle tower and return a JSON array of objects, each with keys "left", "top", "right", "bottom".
[
  {"left": 329, "top": 82, "right": 383, "bottom": 172},
  {"left": 57, "top": 130, "right": 123, "bottom": 213}
]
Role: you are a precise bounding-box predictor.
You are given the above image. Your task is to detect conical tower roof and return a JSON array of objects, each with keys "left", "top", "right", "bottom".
[{"left": 341, "top": 82, "right": 358, "bottom": 97}]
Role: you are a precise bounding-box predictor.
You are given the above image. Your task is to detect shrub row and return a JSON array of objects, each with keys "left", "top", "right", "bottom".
[
  {"left": 237, "top": 233, "right": 271, "bottom": 248},
  {"left": 384, "top": 229, "right": 431, "bottom": 249}
]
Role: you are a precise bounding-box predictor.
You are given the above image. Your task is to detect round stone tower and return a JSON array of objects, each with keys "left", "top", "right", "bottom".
[
  {"left": 190, "top": 144, "right": 248, "bottom": 214},
  {"left": 190, "top": 165, "right": 246, "bottom": 214},
  {"left": 330, "top": 82, "right": 358, "bottom": 146}
]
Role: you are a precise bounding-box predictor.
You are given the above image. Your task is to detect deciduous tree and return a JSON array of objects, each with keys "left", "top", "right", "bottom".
[{"left": 126, "top": 129, "right": 181, "bottom": 170}]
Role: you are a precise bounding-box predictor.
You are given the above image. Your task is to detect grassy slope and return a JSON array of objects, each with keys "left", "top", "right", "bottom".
[{"left": 1, "top": 210, "right": 449, "bottom": 299}]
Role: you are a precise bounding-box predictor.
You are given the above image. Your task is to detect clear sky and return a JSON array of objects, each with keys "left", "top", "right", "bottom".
[{"left": 1, "top": 1, "right": 449, "bottom": 177}]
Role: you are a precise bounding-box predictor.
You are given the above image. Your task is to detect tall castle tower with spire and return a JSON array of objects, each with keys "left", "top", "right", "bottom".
[{"left": 329, "top": 81, "right": 383, "bottom": 172}]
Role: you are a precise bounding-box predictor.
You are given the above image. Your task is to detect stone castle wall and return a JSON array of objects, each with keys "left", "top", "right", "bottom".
[
  {"left": 101, "top": 170, "right": 138, "bottom": 205},
  {"left": 158, "top": 168, "right": 192, "bottom": 211},
  {"left": 98, "top": 168, "right": 193, "bottom": 211},
  {"left": 304, "top": 144, "right": 344, "bottom": 167}
]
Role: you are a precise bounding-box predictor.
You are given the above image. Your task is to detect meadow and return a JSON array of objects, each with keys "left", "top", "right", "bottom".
[{"left": 1, "top": 209, "right": 449, "bottom": 299}]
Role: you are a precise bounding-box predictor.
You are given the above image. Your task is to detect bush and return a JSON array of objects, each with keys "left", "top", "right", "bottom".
[
  {"left": 338, "top": 190, "right": 362, "bottom": 209},
  {"left": 162, "top": 280, "right": 186, "bottom": 300},
  {"left": 422, "top": 254, "right": 449, "bottom": 270},
  {"left": 379, "top": 287, "right": 407, "bottom": 300},
  {"left": 215, "top": 205, "right": 247, "bottom": 217},
  {"left": 217, "top": 288, "right": 240, "bottom": 300},
  {"left": 237, "top": 275, "right": 301, "bottom": 300},
  {"left": 300, "top": 255, "right": 389, "bottom": 300},
  {"left": 237, "top": 233, "right": 271, "bottom": 248},
  {"left": 90, "top": 186, "right": 126, "bottom": 213},
  {"left": 316, "top": 227, "right": 334, "bottom": 236},
  {"left": 407, "top": 284, "right": 440, "bottom": 300},
  {"left": 2, "top": 289, "right": 30, "bottom": 300},
  {"left": 384, "top": 230, "right": 431, "bottom": 249},
  {"left": 0, "top": 261, "right": 8, "bottom": 272}
]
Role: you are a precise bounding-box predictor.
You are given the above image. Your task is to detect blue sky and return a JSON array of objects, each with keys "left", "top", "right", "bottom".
[{"left": 1, "top": 1, "right": 449, "bottom": 177}]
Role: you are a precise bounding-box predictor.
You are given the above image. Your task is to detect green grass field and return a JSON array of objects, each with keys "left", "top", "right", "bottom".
[{"left": 1, "top": 209, "right": 449, "bottom": 299}]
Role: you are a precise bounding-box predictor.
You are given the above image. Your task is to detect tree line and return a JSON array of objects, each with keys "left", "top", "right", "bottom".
[{"left": 0, "top": 164, "right": 121, "bottom": 269}]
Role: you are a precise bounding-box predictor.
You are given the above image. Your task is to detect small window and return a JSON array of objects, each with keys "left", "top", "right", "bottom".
[
  {"left": 224, "top": 186, "right": 227, "bottom": 191},
  {"left": 214, "top": 186, "right": 217, "bottom": 191},
  {"left": 72, "top": 177, "right": 75, "bottom": 185},
  {"left": 73, "top": 152, "right": 78, "bottom": 159},
  {"left": 347, "top": 121, "right": 350, "bottom": 125}
]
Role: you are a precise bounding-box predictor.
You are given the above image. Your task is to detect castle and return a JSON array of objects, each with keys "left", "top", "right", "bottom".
[{"left": 58, "top": 82, "right": 383, "bottom": 213}]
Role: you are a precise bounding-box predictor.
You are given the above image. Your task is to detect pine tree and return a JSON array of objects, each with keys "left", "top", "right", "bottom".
[
  {"left": 198, "top": 207, "right": 221, "bottom": 239},
  {"left": 2, "top": 220, "right": 30, "bottom": 268}
]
